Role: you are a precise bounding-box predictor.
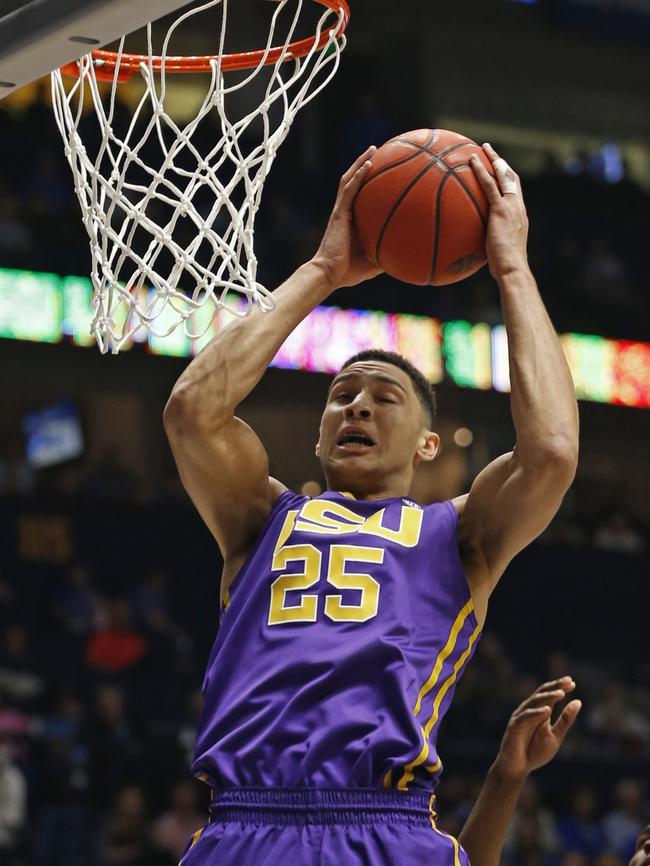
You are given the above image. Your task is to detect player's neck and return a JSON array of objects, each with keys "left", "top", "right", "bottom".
[{"left": 324, "top": 475, "right": 411, "bottom": 502}]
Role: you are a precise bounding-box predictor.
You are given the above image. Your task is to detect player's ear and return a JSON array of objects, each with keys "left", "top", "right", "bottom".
[
  {"left": 315, "top": 440, "right": 321, "bottom": 457},
  {"left": 414, "top": 430, "right": 439, "bottom": 465}
]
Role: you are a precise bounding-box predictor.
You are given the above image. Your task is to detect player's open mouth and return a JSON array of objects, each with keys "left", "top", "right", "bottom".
[{"left": 336, "top": 430, "right": 376, "bottom": 451}]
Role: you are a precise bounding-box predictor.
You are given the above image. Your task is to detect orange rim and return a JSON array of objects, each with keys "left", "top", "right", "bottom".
[{"left": 60, "top": 0, "right": 349, "bottom": 84}]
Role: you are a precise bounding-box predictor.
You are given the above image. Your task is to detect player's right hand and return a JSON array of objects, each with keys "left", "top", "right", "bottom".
[
  {"left": 492, "top": 677, "right": 582, "bottom": 783},
  {"left": 470, "top": 143, "right": 530, "bottom": 281},
  {"left": 311, "top": 147, "right": 383, "bottom": 291}
]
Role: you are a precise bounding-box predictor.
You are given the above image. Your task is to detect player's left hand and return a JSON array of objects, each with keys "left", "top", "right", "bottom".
[
  {"left": 470, "top": 143, "right": 530, "bottom": 281},
  {"left": 492, "top": 676, "right": 582, "bottom": 783},
  {"left": 311, "top": 147, "right": 384, "bottom": 291}
]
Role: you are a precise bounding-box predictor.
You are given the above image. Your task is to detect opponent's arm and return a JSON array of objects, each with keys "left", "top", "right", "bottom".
[
  {"left": 163, "top": 147, "right": 380, "bottom": 560},
  {"left": 458, "top": 678, "right": 581, "bottom": 866},
  {"left": 459, "top": 145, "right": 579, "bottom": 619}
]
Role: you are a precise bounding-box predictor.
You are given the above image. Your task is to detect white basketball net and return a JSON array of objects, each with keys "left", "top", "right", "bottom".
[{"left": 51, "top": 0, "right": 346, "bottom": 353}]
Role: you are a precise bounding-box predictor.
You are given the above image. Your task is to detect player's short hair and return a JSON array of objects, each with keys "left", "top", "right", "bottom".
[{"left": 339, "top": 349, "right": 437, "bottom": 427}]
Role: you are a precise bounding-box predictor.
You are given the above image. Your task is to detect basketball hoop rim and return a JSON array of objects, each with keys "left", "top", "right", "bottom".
[{"left": 59, "top": 0, "right": 349, "bottom": 83}]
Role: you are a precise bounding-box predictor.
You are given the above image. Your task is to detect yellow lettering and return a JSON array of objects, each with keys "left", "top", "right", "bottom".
[
  {"left": 268, "top": 544, "right": 321, "bottom": 625},
  {"left": 324, "top": 545, "right": 383, "bottom": 623},
  {"left": 295, "top": 499, "right": 365, "bottom": 535},
  {"left": 360, "top": 506, "right": 423, "bottom": 548}
]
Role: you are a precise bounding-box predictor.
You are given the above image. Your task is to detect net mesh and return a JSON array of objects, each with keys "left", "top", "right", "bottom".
[{"left": 51, "top": 0, "right": 347, "bottom": 353}]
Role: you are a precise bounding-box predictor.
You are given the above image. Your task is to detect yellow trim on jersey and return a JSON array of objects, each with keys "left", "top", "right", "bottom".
[
  {"left": 397, "top": 623, "right": 481, "bottom": 790},
  {"left": 179, "top": 827, "right": 205, "bottom": 865},
  {"left": 339, "top": 491, "right": 356, "bottom": 499},
  {"left": 383, "top": 600, "right": 475, "bottom": 791},
  {"left": 413, "top": 600, "right": 475, "bottom": 715},
  {"left": 383, "top": 768, "right": 393, "bottom": 789},
  {"left": 428, "top": 803, "right": 462, "bottom": 866},
  {"left": 423, "top": 624, "right": 481, "bottom": 739},
  {"left": 428, "top": 792, "right": 437, "bottom": 830}
]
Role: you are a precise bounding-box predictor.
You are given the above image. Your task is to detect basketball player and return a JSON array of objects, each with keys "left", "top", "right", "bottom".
[
  {"left": 163, "top": 142, "right": 579, "bottom": 864},
  {"left": 631, "top": 823, "right": 650, "bottom": 866},
  {"left": 461, "top": 680, "right": 650, "bottom": 866},
  {"left": 458, "top": 675, "right": 582, "bottom": 866}
]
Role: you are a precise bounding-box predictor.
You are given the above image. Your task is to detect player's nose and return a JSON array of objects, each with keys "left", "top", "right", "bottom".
[{"left": 344, "top": 394, "right": 372, "bottom": 418}]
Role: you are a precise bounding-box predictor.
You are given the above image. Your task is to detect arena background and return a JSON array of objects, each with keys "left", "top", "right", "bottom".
[{"left": 0, "top": 0, "right": 649, "bottom": 863}]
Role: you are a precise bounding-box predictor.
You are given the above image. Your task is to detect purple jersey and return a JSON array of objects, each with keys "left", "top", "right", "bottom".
[{"left": 192, "top": 490, "right": 481, "bottom": 793}]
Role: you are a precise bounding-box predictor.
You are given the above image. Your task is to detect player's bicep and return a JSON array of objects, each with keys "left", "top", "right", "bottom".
[
  {"left": 459, "top": 450, "right": 568, "bottom": 587},
  {"left": 166, "top": 414, "right": 286, "bottom": 557}
]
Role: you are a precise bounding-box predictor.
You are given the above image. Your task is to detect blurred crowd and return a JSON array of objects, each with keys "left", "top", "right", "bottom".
[
  {"left": 0, "top": 80, "right": 648, "bottom": 866},
  {"left": 0, "top": 553, "right": 648, "bottom": 866},
  {"left": 1, "top": 443, "right": 647, "bottom": 554}
]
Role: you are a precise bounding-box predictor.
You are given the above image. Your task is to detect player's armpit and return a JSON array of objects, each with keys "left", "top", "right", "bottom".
[
  {"left": 457, "top": 447, "right": 575, "bottom": 601},
  {"left": 164, "top": 409, "right": 286, "bottom": 558}
]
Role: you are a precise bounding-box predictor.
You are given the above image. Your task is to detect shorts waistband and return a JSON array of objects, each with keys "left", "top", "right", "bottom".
[{"left": 209, "top": 787, "right": 436, "bottom": 827}]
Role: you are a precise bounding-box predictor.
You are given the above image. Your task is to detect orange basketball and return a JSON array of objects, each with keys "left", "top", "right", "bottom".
[{"left": 353, "top": 129, "right": 496, "bottom": 286}]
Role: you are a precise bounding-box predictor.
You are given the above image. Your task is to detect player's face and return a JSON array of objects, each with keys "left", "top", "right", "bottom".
[
  {"left": 630, "top": 824, "right": 650, "bottom": 866},
  {"left": 316, "top": 361, "right": 439, "bottom": 496}
]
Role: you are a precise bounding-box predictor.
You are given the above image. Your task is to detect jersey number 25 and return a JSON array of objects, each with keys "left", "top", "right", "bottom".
[{"left": 268, "top": 543, "right": 384, "bottom": 626}]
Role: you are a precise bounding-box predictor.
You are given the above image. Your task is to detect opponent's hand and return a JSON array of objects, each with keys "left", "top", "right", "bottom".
[
  {"left": 311, "top": 147, "right": 383, "bottom": 291},
  {"left": 492, "top": 677, "right": 582, "bottom": 783},
  {"left": 470, "top": 143, "right": 530, "bottom": 280}
]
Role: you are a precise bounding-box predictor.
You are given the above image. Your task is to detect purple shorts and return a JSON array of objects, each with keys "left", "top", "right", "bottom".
[{"left": 180, "top": 788, "right": 471, "bottom": 866}]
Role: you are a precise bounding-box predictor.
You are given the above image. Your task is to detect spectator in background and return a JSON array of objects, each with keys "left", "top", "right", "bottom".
[
  {"left": 0, "top": 688, "right": 30, "bottom": 764},
  {"left": 177, "top": 690, "right": 203, "bottom": 770},
  {"left": 149, "top": 465, "right": 190, "bottom": 508},
  {"left": 0, "top": 624, "right": 43, "bottom": 707},
  {"left": 581, "top": 237, "right": 627, "bottom": 295},
  {"left": 150, "top": 779, "right": 206, "bottom": 863},
  {"left": 130, "top": 570, "right": 193, "bottom": 666},
  {"left": 559, "top": 853, "right": 589, "bottom": 866},
  {"left": 541, "top": 490, "right": 587, "bottom": 548},
  {"left": 130, "top": 570, "right": 175, "bottom": 638},
  {"left": 86, "top": 599, "right": 147, "bottom": 675},
  {"left": 80, "top": 449, "right": 137, "bottom": 503},
  {"left": 594, "top": 854, "right": 626, "bottom": 866},
  {"left": 96, "top": 786, "right": 155, "bottom": 866},
  {"left": 53, "top": 563, "right": 103, "bottom": 637},
  {"left": 87, "top": 686, "right": 139, "bottom": 807},
  {"left": 0, "top": 743, "right": 26, "bottom": 864},
  {"left": 34, "top": 690, "right": 85, "bottom": 759},
  {"left": 503, "top": 778, "right": 559, "bottom": 866},
  {"left": 0, "top": 436, "right": 35, "bottom": 499},
  {"left": 31, "top": 713, "right": 90, "bottom": 866},
  {"left": 589, "top": 684, "right": 649, "bottom": 755},
  {"left": 594, "top": 511, "right": 645, "bottom": 554},
  {"left": 603, "top": 781, "right": 644, "bottom": 862},
  {"left": 557, "top": 787, "right": 607, "bottom": 861}
]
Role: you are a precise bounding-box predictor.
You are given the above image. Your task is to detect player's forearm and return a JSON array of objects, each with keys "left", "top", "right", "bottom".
[
  {"left": 165, "top": 261, "right": 332, "bottom": 427},
  {"left": 498, "top": 266, "right": 579, "bottom": 473},
  {"left": 459, "top": 763, "right": 527, "bottom": 866}
]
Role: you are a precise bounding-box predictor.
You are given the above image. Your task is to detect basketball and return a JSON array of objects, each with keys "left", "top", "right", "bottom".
[{"left": 353, "top": 129, "right": 497, "bottom": 286}]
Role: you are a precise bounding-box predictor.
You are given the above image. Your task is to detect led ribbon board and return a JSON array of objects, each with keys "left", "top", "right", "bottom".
[{"left": 0, "top": 268, "right": 648, "bottom": 409}]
